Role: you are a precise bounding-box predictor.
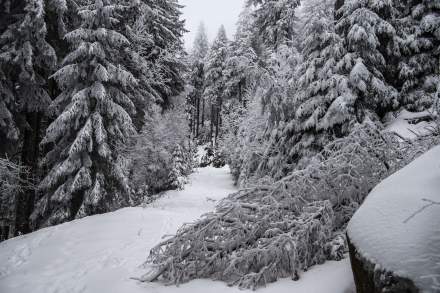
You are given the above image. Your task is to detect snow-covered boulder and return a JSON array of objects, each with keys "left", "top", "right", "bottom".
[{"left": 347, "top": 145, "right": 440, "bottom": 292}]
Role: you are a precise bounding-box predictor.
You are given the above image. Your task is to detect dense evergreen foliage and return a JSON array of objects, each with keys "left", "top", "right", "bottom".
[
  {"left": 1, "top": 0, "right": 439, "bottom": 289},
  {"left": 0, "top": 0, "right": 188, "bottom": 236}
]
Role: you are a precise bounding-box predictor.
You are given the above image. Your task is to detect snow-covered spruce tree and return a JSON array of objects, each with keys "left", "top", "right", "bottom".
[
  {"left": 223, "top": 6, "right": 259, "bottom": 106},
  {"left": 260, "top": 0, "right": 357, "bottom": 179},
  {"left": 394, "top": 0, "right": 440, "bottom": 110},
  {"left": 247, "top": 0, "right": 301, "bottom": 48},
  {"left": 0, "top": 0, "right": 57, "bottom": 152},
  {"left": 0, "top": 0, "right": 61, "bottom": 234},
  {"left": 203, "top": 25, "right": 229, "bottom": 145},
  {"left": 187, "top": 22, "right": 209, "bottom": 139},
  {"left": 142, "top": 0, "right": 186, "bottom": 107},
  {"left": 116, "top": 0, "right": 186, "bottom": 127},
  {"left": 34, "top": 0, "right": 138, "bottom": 227},
  {"left": 336, "top": 0, "right": 399, "bottom": 119},
  {"left": 238, "top": 43, "right": 301, "bottom": 181},
  {"left": 168, "top": 145, "right": 188, "bottom": 190}
]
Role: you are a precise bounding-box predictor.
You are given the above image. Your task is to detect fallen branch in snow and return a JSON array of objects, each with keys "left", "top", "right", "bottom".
[{"left": 143, "top": 122, "right": 439, "bottom": 289}]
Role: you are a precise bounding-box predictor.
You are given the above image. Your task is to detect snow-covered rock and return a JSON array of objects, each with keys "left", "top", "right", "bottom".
[{"left": 348, "top": 145, "right": 440, "bottom": 292}]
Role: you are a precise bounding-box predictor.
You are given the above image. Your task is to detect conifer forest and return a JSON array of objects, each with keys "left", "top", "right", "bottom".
[{"left": 0, "top": 0, "right": 439, "bottom": 292}]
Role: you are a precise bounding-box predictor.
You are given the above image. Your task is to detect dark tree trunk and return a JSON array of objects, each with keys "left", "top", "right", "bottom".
[
  {"left": 201, "top": 98, "right": 205, "bottom": 133},
  {"left": 210, "top": 104, "right": 214, "bottom": 146},
  {"left": 15, "top": 112, "right": 42, "bottom": 235},
  {"left": 196, "top": 94, "right": 200, "bottom": 138},
  {"left": 335, "top": 0, "right": 344, "bottom": 19},
  {"left": 214, "top": 106, "right": 220, "bottom": 146}
]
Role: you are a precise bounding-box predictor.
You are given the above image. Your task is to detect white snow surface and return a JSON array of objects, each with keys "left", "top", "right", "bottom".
[
  {"left": 348, "top": 146, "right": 440, "bottom": 292},
  {"left": 384, "top": 109, "right": 435, "bottom": 140},
  {"left": 0, "top": 166, "right": 355, "bottom": 293}
]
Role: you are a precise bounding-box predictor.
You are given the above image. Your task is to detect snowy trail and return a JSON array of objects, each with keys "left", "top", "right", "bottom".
[{"left": 0, "top": 166, "right": 354, "bottom": 293}]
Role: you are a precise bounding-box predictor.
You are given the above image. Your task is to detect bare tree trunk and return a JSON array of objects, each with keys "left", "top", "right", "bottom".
[
  {"left": 15, "top": 112, "right": 41, "bottom": 235},
  {"left": 201, "top": 98, "right": 205, "bottom": 134},
  {"left": 214, "top": 106, "right": 219, "bottom": 146},
  {"left": 196, "top": 94, "right": 200, "bottom": 138},
  {"left": 210, "top": 104, "right": 214, "bottom": 146}
]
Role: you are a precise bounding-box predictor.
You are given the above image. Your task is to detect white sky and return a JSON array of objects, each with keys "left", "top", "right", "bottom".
[{"left": 179, "top": 0, "right": 246, "bottom": 51}]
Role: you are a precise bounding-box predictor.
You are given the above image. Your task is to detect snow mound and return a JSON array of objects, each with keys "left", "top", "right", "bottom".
[
  {"left": 348, "top": 145, "right": 440, "bottom": 292},
  {"left": 384, "top": 109, "right": 435, "bottom": 140}
]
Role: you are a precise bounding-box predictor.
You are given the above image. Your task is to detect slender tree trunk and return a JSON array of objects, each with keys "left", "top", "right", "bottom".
[
  {"left": 201, "top": 98, "right": 205, "bottom": 133},
  {"left": 196, "top": 94, "right": 200, "bottom": 138},
  {"left": 215, "top": 106, "right": 220, "bottom": 146},
  {"left": 15, "top": 112, "right": 41, "bottom": 235},
  {"left": 210, "top": 104, "right": 214, "bottom": 146}
]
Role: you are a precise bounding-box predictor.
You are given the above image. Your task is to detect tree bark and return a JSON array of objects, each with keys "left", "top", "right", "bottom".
[
  {"left": 201, "top": 98, "right": 205, "bottom": 134},
  {"left": 210, "top": 104, "right": 214, "bottom": 146},
  {"left": 15, "top": 112, "right": 41, "bottom": 235},
  {"left": 196, "top": 94, "right": 200, "bottom": 138}
]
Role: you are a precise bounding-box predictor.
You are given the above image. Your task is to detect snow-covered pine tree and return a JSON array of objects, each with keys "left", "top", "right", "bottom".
[
  {"left": 0, "top": 0, "right": 57, "bottom": 151},
  {"left": 336, "top": 0, "right": 399, "bottom": 119},
  {"left": 34, "top": 0, "right": 138, "bottom": 227},
  {"left": 247, "top": 0, "right": 301, "bottom": 48},
  {"left": 224, "top": 6, "right": 259, "bottom": 106},
  {"left": 277, "top": 0, "right": 355, "bottom": 166},
  {"left": 203, "top": 25, "right": 229, "bottom": 145},
  {"left": 168, "top": 144, "right": 187, "bottom": 190},
  {"left": 114, "top": 0, "right": 162, "bottom": 130},
  {"left": 191, "top": 22, "right": 209, "bottom": 62},
  {"left": 0, "top": 0, "right": 60, "bottom": 234},
  {"left": 116, "top": 0, "right": 186, "bottom": 128},
  {"left": 187, "top": 22, "right": 209, "bottom": 139},
  {"left": 143, "top": 0, "right": 186, "bottom": 107},
  {"left": 395, "top": 0, "right": 440, "bottom": 110}
]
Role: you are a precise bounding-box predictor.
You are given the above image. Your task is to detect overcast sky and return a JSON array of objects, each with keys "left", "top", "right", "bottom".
[{"left": 179, "top": 0, "right": 246, "bottom": 51}]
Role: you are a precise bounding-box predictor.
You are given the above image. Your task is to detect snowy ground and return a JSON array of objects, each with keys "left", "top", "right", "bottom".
[{"left": 0, "top": 166, "right": 355, "bottom": 293}]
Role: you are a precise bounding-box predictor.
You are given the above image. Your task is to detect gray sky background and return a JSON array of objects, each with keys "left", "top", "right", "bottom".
[{"left": 179, "top": 0, "right": 246, "bottom": 51}]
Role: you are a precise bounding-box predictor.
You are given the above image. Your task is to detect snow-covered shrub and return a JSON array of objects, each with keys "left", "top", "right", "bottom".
[
  {"left": 128, "top": 101, "right": 193, "bottom": 196},
  {"left": 0, "top": 158, "right": 34, "bottom": 238},
  {"left": 212, "top": 150, "right": 226, "bottom": 168},
  {"left": 168, "top": 145, "right": 188, "bottom": 190},
  {"left": 199, "top": 145, "right": 214, "bottom": 167},
  {"left": 0, "top": 158, "right": 30, "bottom": 196},
  {"left": 143, "top": 121, "right": 414, "bottom": 289}
]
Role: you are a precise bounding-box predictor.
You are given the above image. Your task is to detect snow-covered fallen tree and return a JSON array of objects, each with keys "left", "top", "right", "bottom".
[{"left": 143, "top": 121, "right": 437, "bottom": 289}]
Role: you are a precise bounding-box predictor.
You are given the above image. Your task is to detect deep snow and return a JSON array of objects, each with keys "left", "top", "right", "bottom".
[
  {"left": 0, "top": 166, "right": 355, "bottom": 293},
  {"left": 348, "top": 146, "right": 440, "bottom": 291}
]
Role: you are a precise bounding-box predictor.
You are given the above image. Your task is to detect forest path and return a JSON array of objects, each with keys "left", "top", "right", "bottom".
[{"left": 0, "top": 166, "right": 354, "bottom": 293}]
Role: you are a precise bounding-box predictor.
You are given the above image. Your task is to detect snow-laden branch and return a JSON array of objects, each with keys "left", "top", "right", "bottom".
[{"left": 142, "top": 122, "right": 437, "bottom": 289}]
